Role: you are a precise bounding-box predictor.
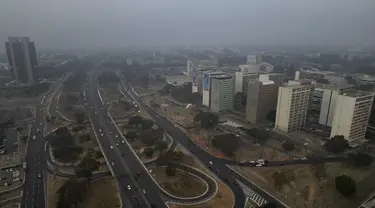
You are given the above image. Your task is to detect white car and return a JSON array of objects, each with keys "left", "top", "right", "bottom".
[
  {"left": 99, "top": 129, "right": 102, "bottom": 132},
  {"left": 127, "top": 185, "right": 131, "bottom": 190},
  {"left": 121, "top": 140, "right": 125, "bottom": 144},
  {"left": 38, "top": 173, "right": 42, "bottom": 178},
  {"left": 208, "top": 161, "right": 213, "bottom": 165},
  {"left": 116, "top": 143, "right": 119, "bottom": 147},
  {"left": 110, "top": 146, "right": 113, "bottom": 149},
  {"left": 111, "top": 162, "right": 115, "bottom": 166},
  {"left": 95, "top": 112, "right": 98, "bottom": 114},
  {"left": 157, "top": 115, "right": 159, "bottom": 118},
  {"left": 256, "top": 163, "right": 263, "bottom": 167},
  {"left": 100, "top": 134, "right": 104, "bottom": 137},
  {"left": 115, "top": 135, "right": 118, "bottom": 138},
  {"left": 40, "top": 122, "right": 42, "bottom": 126},
  {"left": 32, "top": 135, "right": 36, "bottom": 140},
  {"left": 142, "top": 189, "right": 146, "bottom": 195}
]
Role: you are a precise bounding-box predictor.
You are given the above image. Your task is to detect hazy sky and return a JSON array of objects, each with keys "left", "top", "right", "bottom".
[{"left": 0, "top": 0, "right": 374, "bottom": 50}]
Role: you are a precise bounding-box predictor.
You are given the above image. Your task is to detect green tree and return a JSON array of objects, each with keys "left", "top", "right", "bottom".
[
  {"left": 75, "top": 156, "right": 100, "bottom": 185},
  {"left": 335, "top": 175, "right": 356, "bottom": 196},
  {"left": 325, "top": 135, "right": 349, "bottom": 154},
  {"left": 57, "top": 179, "right": 87, "bottom": 208},
  {"left": 144, "top": 147, "right": 154, "bottom": 158},
  {"left": 349, "top": 152, "right": 373, "bottom": 166},
  {"left": 194, "top": 112, "right": 219, "bottom": 129}
]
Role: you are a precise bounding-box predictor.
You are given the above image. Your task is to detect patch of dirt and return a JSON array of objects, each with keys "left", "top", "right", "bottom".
[
  {"left": 78, "top": 177, "right": 120, "bottom": 208},
  {"left": 150, "top": 166, "right": 207, "bottom": 198},
  {"left": 231, "top": 162, "right": 375, "bottom": 208}
]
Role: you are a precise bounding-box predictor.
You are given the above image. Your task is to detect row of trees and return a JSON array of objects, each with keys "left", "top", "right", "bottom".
[
  {"left": 57, "top": 155, "right": 100, "bottom": 207},
  {"left": 193, "top": 112, "right": 219, "bottom": 129},
  {"left": 128, "top": 116, "right": 153, "bottom": 129}
]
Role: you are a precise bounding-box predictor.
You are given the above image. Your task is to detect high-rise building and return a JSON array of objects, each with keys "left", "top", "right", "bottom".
[
  {"left": 202, "top": 71, "right": 226, "bottom": 107},
  {"left": 192, "top": 67, "right": 216, "bottom": 95},
  {"left": 310, "top": 84, "right": 355, "bottom": 126},
  {"left": 210, "top": 75, "right": 234, "bottom": 112},
  {"left": 259, "top": 73, "right": 284, "bottom": 85},
  {"left": 330, "top": 91, "right": 374, "bottom": 142},
  {"left": 275, "top": 82, "right": 314, "bottom": 132},
  {"left": 234, "top": 72, "right": 259, "bottom": 93},
  {"left": 5, "top": 37, "right": 37, "bottom": 84},
  {"left": 245, "top": 80, "right": 278, "bottom": 123}
]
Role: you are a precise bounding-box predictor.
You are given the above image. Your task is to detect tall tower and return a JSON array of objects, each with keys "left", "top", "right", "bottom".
[{"left": 5, "top": 37, "right": 38, "bottom": 85}]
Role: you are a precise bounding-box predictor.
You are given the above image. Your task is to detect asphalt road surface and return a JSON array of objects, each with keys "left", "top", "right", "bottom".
[
  {"left": 21, "top": 103, "right": 46, "bottom": 208},
  {"left": 117, "top": 80, "right": 250, "bottom": 207},
  {"left": 85, "top": 73, "right": 167, "bottom": 208}
]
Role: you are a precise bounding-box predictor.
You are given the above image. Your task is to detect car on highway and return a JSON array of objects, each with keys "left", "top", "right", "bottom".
[
  {"left": 38, "top": 173, "right": 42, "bottom": 178},
  {"left": 121, "top": 140, "right": 125, "bottom": 144},
  {"left": 111, "top": 162, "right": 115, "bottom": 166},
  {"left": 208, "top": 161, "right": 213, "bottom": 165},
  {"left": 32, "top": 135, "right": 36, "bottom": 140},
  {"left": 116, "top": 143, "right": 119, "bottom": 147},
  {"left": 100, "top": 133, "right": 104, "bottom": 136},
  {"left": 142, "top": 189, "right": 146, "bottom": 195},
  {"left": 115, "top": 135, "right": 118, "bottom": 138},
  {"left": 95, "top": 112, "right": 98, "bottom": 114},
  {"left": 127, "top": 185, "right": 131, "bottom": 190},
  {"left": 40, "top": 122, "right": 42, "bottom": 126},
  {"left": 110, "top": 145, "right": 113, "bottom": 149}
]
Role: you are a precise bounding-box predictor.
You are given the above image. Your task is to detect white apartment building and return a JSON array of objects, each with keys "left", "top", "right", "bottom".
[
  {"left": 311, "top": 84, "right": 355, "bottom": 126},
  {"left": 259, "top": 73, "right": 284, "bottom": 85},
  {"left": 275, "top": 82, "right": 314, "bottom": 132},
  {"left": 202, "top": 71, "right": 226, "bottom": 106},
  {"left": 330, "top": 91, "right": 374, "bottom": 142},
  {"left": 246, "top": 55, "right": 257, "bottom": 64},
  {"left": 210, "top": 75, "right": 234, "bottom": 112}
]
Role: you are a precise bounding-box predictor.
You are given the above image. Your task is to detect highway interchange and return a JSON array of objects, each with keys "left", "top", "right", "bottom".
[{"left": 5, "top": 69, "right": 351, "bottom": 208}]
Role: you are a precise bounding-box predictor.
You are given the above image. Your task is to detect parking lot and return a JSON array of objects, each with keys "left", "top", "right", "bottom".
[{"left": 0, "top": 167, "right": 22, "bottom": 191}]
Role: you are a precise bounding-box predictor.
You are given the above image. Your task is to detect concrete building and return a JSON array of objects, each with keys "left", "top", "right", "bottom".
[
  {"left": 324, "top": 74, "right": 348, "bottom": 86},
  {"left": 210, "top": 75, "right": 234, "bottom": 112},
  {"left": 275, "top": 82, "right": 314, "bottom": 132},
  {"left": 5, "top": 37, "right": 38, "bottom": 84},
  {"left": 192, "top": 67, "right": 214, "bottom": 94},
  {"left": 246, "top": 80, "right": 278, "bottom": 123},
  {"left": 330, "top": 91, "right": 374, "bottom": 142},
  {"left": 259, "top": 73, "right": 284, "bottom": 85},
  {"left": 311, "top": 84, "right": 355, "bottom": 126},
  {"left": 187, "top": 59, "right": 218, "bottom": 76},
  {"left": 246, "top": 55, "right": 257, "bottom": 64},
  {"left": 202, "top": 71, "right": 226, "bottom": 107},
  {"left": 234, "top": 72, "right": 259, "bottom": 93},
  {"left": 295, "top": 69, "right": 335, "bottom": 81}
]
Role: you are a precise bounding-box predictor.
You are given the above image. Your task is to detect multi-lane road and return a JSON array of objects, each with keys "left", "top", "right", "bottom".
[
  {"left": 21, "top": 103, "right": 46, "bottom": 208},
  {"left": 85, "top": 73, "right": 167, "bottom": 208}
]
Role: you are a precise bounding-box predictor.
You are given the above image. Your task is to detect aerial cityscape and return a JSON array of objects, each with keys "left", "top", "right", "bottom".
[{"left": 1, "top": 1, "right": 375, "bottom": 208}]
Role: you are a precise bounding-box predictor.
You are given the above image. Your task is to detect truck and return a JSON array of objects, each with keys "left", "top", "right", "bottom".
[{"left": 23, "top": 162, "right": 27, "bottom": 171}]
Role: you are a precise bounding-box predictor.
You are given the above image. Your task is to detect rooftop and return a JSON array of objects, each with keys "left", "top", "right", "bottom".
[
  {"left": 341, "top": 91, "right": 374, "bottom": 98},
  {"left": 212, "top": 75, "right": 232, "bottom": 80}
]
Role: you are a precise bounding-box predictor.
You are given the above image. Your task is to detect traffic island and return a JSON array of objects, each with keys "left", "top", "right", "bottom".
[{"left": 150, "top": 166, "right": 207, "bottom": 198}]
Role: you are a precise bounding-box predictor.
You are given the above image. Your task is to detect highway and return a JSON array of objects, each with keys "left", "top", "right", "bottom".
[
  {"left": 118, "top": 79, "right": 248, "bottom": 208},
  {"left": 21, "top": 103, "right": 46, "bottom": 208},
  {"left": 85, "top": 73, "right": 167, "bottom": 208}
]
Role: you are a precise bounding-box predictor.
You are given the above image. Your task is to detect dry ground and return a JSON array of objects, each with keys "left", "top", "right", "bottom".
[
  {"left": 47, "top": 174, "right": 69, "bottom": 208},
  {"left": 231, "top": 161, "right": 375, "bottom": 208},
  {"left": 78, "top": 177, "right": 120, "bottom": 208},
  {"left": 150, "top": 166, "right": 207, "bottom": 198},
  {"left": 0, "top": 107, "right": 33, "bottom": 122},
  {"left": 99, "top": 83, "right": 122, "bottom": 103},
  {"left": 108, "top": 101, "right": 134, "bottom": 118}
]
